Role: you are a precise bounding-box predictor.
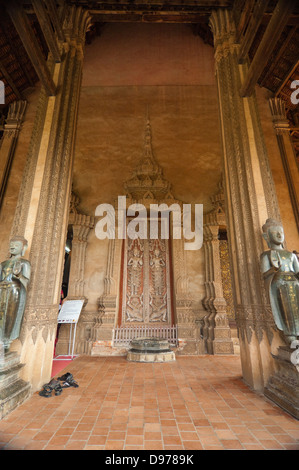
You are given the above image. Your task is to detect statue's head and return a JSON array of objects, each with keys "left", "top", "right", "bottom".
[
  {"left": 262, "top": 219, "right": 284, "bottom": 248},
  {"left": 9, "top": 236, "right": 28, "bottom": 257}
]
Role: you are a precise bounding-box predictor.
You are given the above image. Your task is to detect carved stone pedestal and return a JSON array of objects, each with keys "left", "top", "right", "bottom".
[
  {"left": 90, "top": 295, "right": 117, "bottom": 355},
  {"left": 264, "top": 346, "right": 299, "bottom": 420},
  {"left": 127, "top": 337, "right": 176, "bottom": 363},
  {"left": 0, "top": 351, "right": 31, "bottom": 419},
  {"left": 213, "top": 321, "right": 234, "bottom": 355}
]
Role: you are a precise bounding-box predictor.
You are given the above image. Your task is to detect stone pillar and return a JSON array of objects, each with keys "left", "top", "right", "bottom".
[
  {"left": 0, "top": 100, "right": 27, "bottom": 209},
  {"left": 269, "top": 97, "right": 299, "bottom": 231},
  {"left": 210, "top": 9, "right": 282, "bottom": 391},
  {"left": 9, "top": 6, "right": 91, "bottom": 391},
  {"left": 202, "top": 183, "right": 234, "bottom": 355},
  {"left": 202, "top": 224, "right": 234, "bottom": 355},
  {"left": 55, "top": 192, "right": 94, "bottom": 356},
  {"left": 92, "top": 231, "right": 123, "bottom": 350},
  {"left": 67, "top": 193, "right": 94, "bottom": 301},
  {"left": 173, "top": 238, "right": 204, "bottom": 355}
]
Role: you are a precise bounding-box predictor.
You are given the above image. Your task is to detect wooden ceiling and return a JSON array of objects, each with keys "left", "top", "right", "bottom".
[{"left": 0, "top": 0, "right": 298, "bottom": 154}]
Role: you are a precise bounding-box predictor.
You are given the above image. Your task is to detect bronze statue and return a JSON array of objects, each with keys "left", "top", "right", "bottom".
[
  {"left": 260, "top": 219, "right": 299, "bottom": 344},
  {"left": 0, "top": 236, "right": 31, "bottom": 351}
]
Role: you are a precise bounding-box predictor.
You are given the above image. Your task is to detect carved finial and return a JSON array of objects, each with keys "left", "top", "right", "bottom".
[{"left": 123, "top": 113, "right": 172, "bottom": 200}]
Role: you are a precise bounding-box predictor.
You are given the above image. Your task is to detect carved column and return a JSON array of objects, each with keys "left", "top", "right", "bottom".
[
  {"left": 96, "top": 236, "right": 122, "bottom": 341},
  {"left": 55, "top": 192, "right": 94, "bottom": 356},
  {"left": 0, "top": 100, "right": 27, "bottom": 209},
  {"left": 203, "top": 224, "right": 234, "bottom": 355},
  {"left": 210, "top": 9, "right": 281, "bottom": 390},
  {"left": 202, "top": 184, "right": 234, "bottom": 355},
  {"left": 9, "top": 7, "right": 91, "bottom": 390},
  {"left": 67, "top": 193, "right": 94, "bottom": 301},
  {"left": 269, "top": 97, "right": 299, "bottom": 231}
]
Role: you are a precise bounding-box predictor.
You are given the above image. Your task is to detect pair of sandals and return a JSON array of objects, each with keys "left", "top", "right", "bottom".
[{"left": 39, "top": 372, "right": 79, "bottom": 398}]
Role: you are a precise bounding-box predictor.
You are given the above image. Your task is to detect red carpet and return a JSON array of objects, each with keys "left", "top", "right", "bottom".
[{"left": 51, "top": 356, "right": 76, "bottom": 377}]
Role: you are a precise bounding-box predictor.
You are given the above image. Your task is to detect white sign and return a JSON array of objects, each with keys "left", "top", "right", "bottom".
[{"left": 58, "top": 299, "right": 84, "bottom": 324}]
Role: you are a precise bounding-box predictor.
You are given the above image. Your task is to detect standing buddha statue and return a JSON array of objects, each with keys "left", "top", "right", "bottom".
[
  {"left": 260, "top": 219, "right": 299, "bottom": 344},
  {"left": 0, "top": 236, "right": 31, "bottom": 352}
]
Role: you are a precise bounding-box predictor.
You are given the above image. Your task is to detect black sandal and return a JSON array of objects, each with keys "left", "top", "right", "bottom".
[
  {"left": 58, "top": 372, "right": 79, "bottom": 388},
  {"left": 39, "top": 385, "right": 53, "bottom": 397},
  {"left": 39, "top": 379, "right": 62, "bottom": 397}
]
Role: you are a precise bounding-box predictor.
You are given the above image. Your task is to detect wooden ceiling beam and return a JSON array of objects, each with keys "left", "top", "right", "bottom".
[
  {"left": 43, "top": 0, "right": 65, "bottom": 42},
  {"left": 1, "top": 20, "right": 35, "bottom": 87},
  {"left": 238, "top": 0, "right": 270, "bottom": 63},
  {"left": 261, "top": 13, "right": 299, "bottom": 26},
  {"left": 235, "top": 0, "right": 255, "bottom": 44},
  {"left": 239, "top": 0, "right": 297, "bottom": 98},
  {"left": 31, "top": 0, "right": 61, "bottom": 63},
  {"left": 275, "top": 59, "right": 299, "bottom": 97},
  {"left": 6, "top": 0, "right": 56, "bottom": 96},
  {"left": 260, "top": 25, "right": 297, "bottom": 87},
  {"left": 89, "top": 11, "right": 210, "bottom": 23}
]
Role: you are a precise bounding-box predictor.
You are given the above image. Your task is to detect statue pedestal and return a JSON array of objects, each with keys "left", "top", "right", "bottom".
[
  {"left": 0, "top": 351, "right": 31, "bottom": 419},
  {"left": 127, "top": 337, "right": 176, "bottom": 363},
  {"left": 264, "top": 346, "right": 299, "bottom": 420}
]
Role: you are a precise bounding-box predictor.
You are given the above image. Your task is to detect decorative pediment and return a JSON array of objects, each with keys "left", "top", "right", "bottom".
[{"left": 124, "top": 117, "right": 174, "bottom": 203}]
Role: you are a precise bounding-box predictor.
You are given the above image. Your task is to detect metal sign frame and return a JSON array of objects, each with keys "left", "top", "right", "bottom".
[{"left": 56, "top": 299, "right": 84, "bottom": 360}]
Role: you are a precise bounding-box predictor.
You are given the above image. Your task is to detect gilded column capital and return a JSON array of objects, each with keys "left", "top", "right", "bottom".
[
  {"left": 209, "top": 9, "right": 238, "bottom": 62},
  {"left": 3, "top": 100, "right": 27, "bottom": 136},
  {"left": 269, "top": 97, "right": 290, "bottom": 134},
  {"left": 62, "top": 5, "right": 92, "bottom": 55}
]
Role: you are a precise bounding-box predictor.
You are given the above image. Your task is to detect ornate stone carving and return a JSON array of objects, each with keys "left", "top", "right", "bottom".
[
  {"left": 94, "top": 116, "right": 201, "bottom": 353},
  {"left": 8, "top": 6, "right": 91, "bottom": 389},
  {"left": 202, "top": 181, "right": 234, "bottom": 355},
  {"left": 124, "top": 117, "right": 174, "bottom": 204},
  {"left": 209, "top": 8, "right": 282, "bottom": 389},
  {"left": 67, "top": 192, "right": 95, "bottom": 300},
  {"left": 269, "top": 98, "right": 290, "bottom": 134},
  {"left": 122, "top": 236, "right": 171, "bottom": 324},
  {"left": 55, "top": 192, "right": 94, "bottom": 356}
]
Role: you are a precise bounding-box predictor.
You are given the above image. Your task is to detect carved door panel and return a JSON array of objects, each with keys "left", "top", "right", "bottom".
[{"left": 121, "top": 224, "right": 173, "bottom": 325}]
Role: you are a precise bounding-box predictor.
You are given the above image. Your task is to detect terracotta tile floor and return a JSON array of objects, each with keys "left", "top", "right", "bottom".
[{"left": 0, "top": 355, "right": 299, "bottom": 450}]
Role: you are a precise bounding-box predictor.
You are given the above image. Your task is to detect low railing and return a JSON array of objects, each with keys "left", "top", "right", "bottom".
[{"left": 112, "top": 325, "right": 178, "bottom": 347}]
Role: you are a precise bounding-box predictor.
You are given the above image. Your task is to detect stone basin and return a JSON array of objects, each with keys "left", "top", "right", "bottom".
[{"left": 127, "top": 337, "right": 176, "bottom": 363}]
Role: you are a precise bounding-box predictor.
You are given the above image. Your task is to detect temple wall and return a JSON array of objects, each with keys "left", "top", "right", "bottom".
[
  {"left": 73, "top": 23, "right": 222, "bottom": 316},
  {"left": 0, "top": 86, "right": 40, "bottom": 261},
  {"left": 1, "top": 22, "right": 297, "bottom": 367},
  {"left": 71, "top": 23, "right": 298, "bottom": 346}
]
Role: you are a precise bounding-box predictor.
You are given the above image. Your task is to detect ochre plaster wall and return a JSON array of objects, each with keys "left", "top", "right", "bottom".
[
  {"left": 74, "top": 23, "right": 299, "bottom": 313},
  {"left": 73, "top": 23, "right": 221, "bottom": 311}
]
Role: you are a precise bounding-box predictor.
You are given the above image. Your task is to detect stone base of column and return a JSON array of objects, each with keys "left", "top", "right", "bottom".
[
  {"left": 264, "top": 346, "right": 299, "bottom": 420},
  {"left": 0, "top": 351, "right": 31, "bottom": 419},
  {"left": 176, "top": 324, "right": 205, "bottom": 355},
  {"left": 90, "top": 303, "right": 116, "bottom": 356},
  {"left": 213, "top": 327, "right": 234, "bottom": 354}
]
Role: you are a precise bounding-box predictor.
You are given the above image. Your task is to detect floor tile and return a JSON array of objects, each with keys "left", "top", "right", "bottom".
[{"left": 0, "top": 355, "right": 298, "bottom": 451}]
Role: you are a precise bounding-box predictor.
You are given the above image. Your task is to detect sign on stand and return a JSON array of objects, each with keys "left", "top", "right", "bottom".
[{"left": 56, "top": 299, "right": 84, "bottom": 359}]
